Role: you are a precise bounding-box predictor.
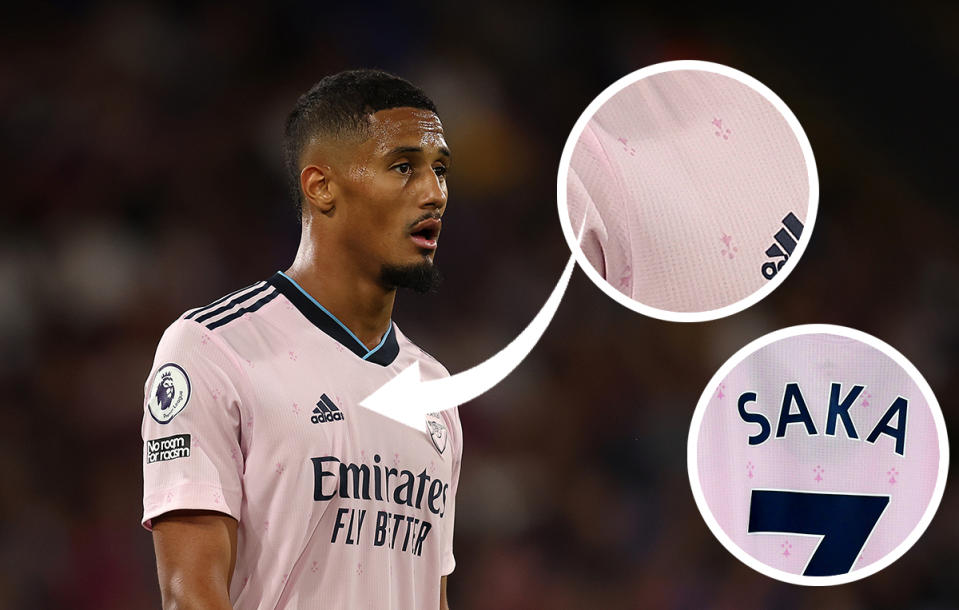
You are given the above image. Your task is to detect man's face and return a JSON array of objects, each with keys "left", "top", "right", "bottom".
[{"left": 334, "top": 107, "right": 449, "bottom": 284}]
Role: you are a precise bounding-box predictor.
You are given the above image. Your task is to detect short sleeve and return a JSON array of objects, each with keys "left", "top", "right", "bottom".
[
  {"left": 440, "top": 407, "right": 463, "bottom": 576},
  {"left": 141, "top": 319, "right": 247, "bottom": 530}
]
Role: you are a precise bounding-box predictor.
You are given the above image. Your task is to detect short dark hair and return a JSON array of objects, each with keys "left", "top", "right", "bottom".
[{"left": 283, "top": 69, "right": 438, "bottom": 212}]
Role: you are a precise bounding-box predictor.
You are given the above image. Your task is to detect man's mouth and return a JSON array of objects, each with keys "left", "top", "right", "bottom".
[{"left": 409, "top": 218, "right": 441, "bottom": 250}]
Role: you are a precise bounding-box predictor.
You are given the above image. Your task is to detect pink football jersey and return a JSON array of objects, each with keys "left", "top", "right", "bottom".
[
  {"left": 142, "top": 272, "right": 462, "bottom": 609},
  {"left": 692, "top": 331, "right": 945, "bottom": 581},
  {"left": 566, "top": 69, "right": 810, "bottom": 312}
]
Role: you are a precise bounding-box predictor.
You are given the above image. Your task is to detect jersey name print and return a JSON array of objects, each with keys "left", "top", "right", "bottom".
[
  {"left": 737, "top": 382, "right": 908, "bottom": 455},
  {"left": 141, "top": 272, "right": 462, "bottom": 609},
  {"left": 690, "top": 327, "right": 947, "bottom": 584}
]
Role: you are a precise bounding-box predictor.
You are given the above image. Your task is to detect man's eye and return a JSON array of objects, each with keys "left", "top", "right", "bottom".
[
  {"left": 392, "top": 163, "right": 412, "bottom": 175},
  {"left": 433, "top": 165, "right": 448, "bottom": 177}
]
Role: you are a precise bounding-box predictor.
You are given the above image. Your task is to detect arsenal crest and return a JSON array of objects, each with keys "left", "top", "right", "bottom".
[{"left": 425, "top": 412, "right": 447, "bottom": 455}]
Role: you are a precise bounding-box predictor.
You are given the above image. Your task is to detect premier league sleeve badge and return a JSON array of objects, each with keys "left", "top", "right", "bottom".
[{"left": 147, "top": 363, "right": 192, "bottom": 424}]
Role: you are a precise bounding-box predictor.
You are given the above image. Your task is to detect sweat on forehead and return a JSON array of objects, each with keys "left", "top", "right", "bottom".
[
  {"left": 364, "top": 108, "right": 446, "bottom": 151},
  {"left": 313, "top": 107, "right": 441, "bottom": 145}
]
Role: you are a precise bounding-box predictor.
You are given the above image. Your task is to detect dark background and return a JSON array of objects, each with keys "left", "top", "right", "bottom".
[{"left": 2, "top": 3, "right": 957, "bottom": 608}]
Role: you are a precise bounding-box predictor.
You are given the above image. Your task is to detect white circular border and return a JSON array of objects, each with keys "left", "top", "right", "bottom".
[
  {"left": 686, "top": 324, "right": 949, "bottom": 586},
  {"left": 556, "top": 60, "right": 820, "bottom": 322}
]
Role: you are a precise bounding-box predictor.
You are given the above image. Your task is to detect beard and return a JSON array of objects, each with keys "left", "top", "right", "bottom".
[{"left": 379, "top": 259, "right": 443, "bottom": 294}]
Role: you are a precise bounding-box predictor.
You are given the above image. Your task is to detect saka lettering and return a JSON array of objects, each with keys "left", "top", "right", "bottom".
[
  {"left": 738, "top": 383, "right": 908, "bottom": 455},
  {"left": 310, "top": 454, "right": 450, "bottom": 517}
]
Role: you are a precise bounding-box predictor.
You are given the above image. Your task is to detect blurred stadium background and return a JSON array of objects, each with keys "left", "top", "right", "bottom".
[{"left": 2, "top": 3, "right": 957, "bottom": 608}]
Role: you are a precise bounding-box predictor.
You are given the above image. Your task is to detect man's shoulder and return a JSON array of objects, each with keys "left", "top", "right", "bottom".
[
  {"left": 153, "top": 278, "right": 285, "bottom": 363},
  {"left": 179, "top": 279, "right": 282, "bottom": 332}
]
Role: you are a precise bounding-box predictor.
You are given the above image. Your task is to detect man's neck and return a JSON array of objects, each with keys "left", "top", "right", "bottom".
[{"left": 285, "top": 247, "right": 395, "bottom": 351}]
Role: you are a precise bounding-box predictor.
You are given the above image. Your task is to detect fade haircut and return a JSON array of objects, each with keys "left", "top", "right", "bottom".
[{"left": 284, "top": 69, "right": 438, "bottom": 213}]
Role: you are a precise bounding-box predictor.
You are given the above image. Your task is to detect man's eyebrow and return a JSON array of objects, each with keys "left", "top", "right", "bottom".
[{"left": 386, "top": 145, "right": 451, "bottom": 158}]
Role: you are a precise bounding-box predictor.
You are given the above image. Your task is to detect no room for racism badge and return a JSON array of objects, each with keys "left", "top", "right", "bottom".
[{"left": 688, "top": 325, "right": 948, "bottom": 585}]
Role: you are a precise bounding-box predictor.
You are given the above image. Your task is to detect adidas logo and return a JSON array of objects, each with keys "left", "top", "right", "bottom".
[
  {"left": 311, "top": 394, "right": 345, "bottom": 424},
  {"left": 761, "top": 212, "right": 805, "bottom": 280}
]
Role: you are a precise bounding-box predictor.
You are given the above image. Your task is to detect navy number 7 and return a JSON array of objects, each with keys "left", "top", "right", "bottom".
[{"left": 748, "top": 490, "right": 890, "bottom": 576}]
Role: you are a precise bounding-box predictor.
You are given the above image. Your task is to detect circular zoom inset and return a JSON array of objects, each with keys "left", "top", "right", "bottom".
[
  {"left": 688, "top": 325, "right": 948, "bottom": 585},
  {"left": 558, "top": 61, "right": 818, "bottom": 321}
]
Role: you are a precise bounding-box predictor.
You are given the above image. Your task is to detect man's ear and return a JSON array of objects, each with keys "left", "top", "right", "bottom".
[{"left": 300, "top": 164, "right": 335, "bottom": 214}]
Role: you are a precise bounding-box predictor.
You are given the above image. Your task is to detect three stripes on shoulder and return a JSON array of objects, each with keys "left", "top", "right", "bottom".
[{"left": 185, "top": 281, "right": 279, "bottom": 331}]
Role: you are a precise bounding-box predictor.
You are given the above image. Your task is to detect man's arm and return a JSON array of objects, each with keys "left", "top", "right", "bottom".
[
  {"left": 152, "top": 510, "right": 238, "bottom": 610},
  {"left": 440, "top": 575, "right": 449, "bottom": 610}
]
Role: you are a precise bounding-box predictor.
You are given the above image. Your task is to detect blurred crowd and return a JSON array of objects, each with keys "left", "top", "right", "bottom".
[{"left": 1, "top": 3, "right": 957, "bottom": 608}]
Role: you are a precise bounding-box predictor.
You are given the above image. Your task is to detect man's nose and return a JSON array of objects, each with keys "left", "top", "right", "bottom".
[{"left": 420, "top": 171, "right": 447, "bottom": 212}]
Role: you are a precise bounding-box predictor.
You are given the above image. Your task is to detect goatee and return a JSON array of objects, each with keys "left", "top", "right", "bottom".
[{"left": 379, "top": 260, "right": 443, "bottom": 294}]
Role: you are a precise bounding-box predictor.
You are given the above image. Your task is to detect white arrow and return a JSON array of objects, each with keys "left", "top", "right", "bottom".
[{"left": 360, "top": 254, "right": 577, "bottom": 431}]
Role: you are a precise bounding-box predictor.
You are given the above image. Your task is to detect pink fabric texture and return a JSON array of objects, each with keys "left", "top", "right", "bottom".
[
  {"left": 567, "top": 70, "right": 809, "bottom": 312},
  {"left": 142, "top": 279, "right": 461, "bottom": 609},
  {"left": 695, "top": 333, "right": 940, "bottom": 576}
]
